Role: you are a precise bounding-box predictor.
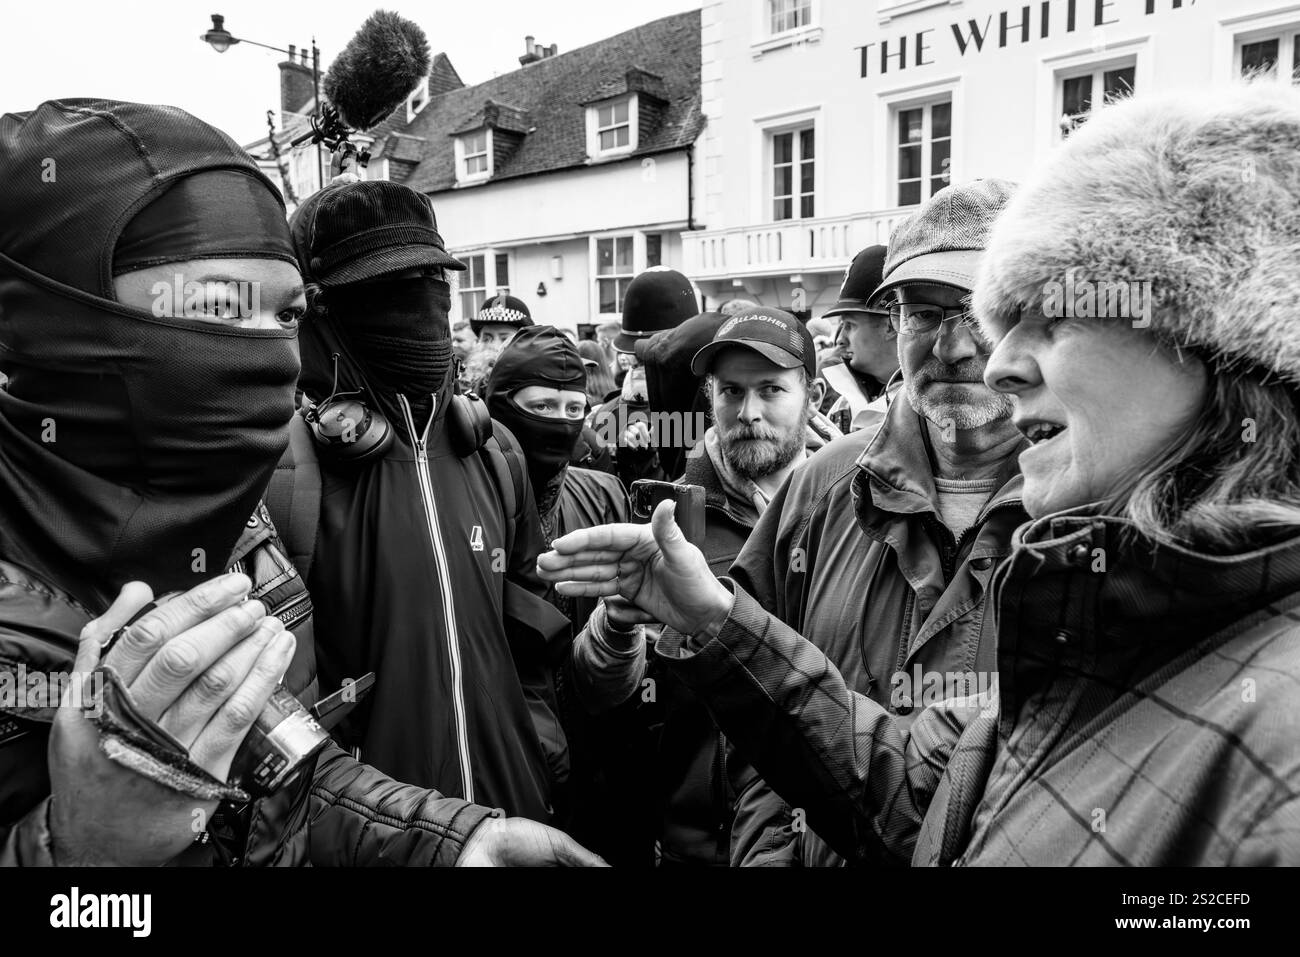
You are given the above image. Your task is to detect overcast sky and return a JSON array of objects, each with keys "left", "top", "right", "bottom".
[{"left": 1, "top": 0, "right": 702, "bottom": 145}]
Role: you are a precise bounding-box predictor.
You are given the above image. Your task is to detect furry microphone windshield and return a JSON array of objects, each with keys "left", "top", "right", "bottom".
[{"left": 323, "top": 10, "right": 432, "bottom": 132}]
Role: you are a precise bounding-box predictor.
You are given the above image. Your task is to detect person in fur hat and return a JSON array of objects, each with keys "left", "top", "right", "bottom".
[{"left": 540, "top": 84, "right": 1300, "bottom": 865}]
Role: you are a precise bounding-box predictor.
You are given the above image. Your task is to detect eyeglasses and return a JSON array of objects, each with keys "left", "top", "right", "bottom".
[{"left": 887, "top": 303, "right": 981, "bottom": 338}]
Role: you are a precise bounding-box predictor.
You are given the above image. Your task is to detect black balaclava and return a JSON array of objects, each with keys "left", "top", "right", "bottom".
[
  {"left": 324, "top": 275, "right": 454, "bottom": 424},
  {"left": 0, "top": 100, "right": 300, "bottom": 609},
  {"left": 485, "top": 326, "right": 587, "bottom": 498}
]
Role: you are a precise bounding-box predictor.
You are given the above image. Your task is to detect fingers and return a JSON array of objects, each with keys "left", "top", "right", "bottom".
[
  {"left": 556, "top": 580, "right": 623, "bottom": 598},
  {"left": 547, "top": 561, "right": 624, "bottom": 583},
  {"left": 547, "top": 523, "right": 649, "bottom": 556},
  {"left": 546, "top": 828, "right": 609, "bottom": 867},
  {"left": 73, "top": 581, "right": 154, "bottom": 675},
  {"left": 127, "top": 599, "right": 269, "bottom": 722},
  {"left": 107, "top": 573, "right": 252, "bottom": 685},
  {"left": 536, "top": 549, "right": 627, "bottom": 580},
  {"left": 157, "top": 616, "right": 286, "bottom": 749},
  {"left": 189, "top": 631, "right": 297, "bottom": 779}
]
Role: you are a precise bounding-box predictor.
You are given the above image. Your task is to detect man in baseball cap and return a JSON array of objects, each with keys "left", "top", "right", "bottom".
[{"left": 568, "top": 303, "right": 838, "bottom": 866}]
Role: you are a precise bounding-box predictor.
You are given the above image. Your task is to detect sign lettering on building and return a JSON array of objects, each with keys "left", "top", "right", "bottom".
[{"left": 857, "top": 0, "right": 1196, "bottom": 77}]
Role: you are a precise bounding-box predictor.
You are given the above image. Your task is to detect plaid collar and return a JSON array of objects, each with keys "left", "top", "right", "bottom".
[{"left": 991, "top": 508, "right": 1300, "bottom": 715}]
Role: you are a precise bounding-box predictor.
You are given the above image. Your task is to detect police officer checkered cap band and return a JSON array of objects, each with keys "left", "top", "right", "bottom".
[{"left": 478, "top": 295, "right": 528, "bottom": 324}]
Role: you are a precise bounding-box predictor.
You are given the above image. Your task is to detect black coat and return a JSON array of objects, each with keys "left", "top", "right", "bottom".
[{"left": 291, "top": 312, "right": 570, "bottom": 823}]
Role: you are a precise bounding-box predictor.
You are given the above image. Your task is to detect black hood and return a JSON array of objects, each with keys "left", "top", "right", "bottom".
[{"left": 0, "top": 100, "right": 300, "bottom": 608}]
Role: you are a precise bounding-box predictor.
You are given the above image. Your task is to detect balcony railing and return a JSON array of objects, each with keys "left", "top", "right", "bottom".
[{"left": 682, "top": 208, "right": 914, "bottom": 282}]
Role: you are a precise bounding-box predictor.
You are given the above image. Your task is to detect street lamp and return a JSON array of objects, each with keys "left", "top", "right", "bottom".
[
  {"left": 199, "top": 14, "right": 237, "bottom": 53},
  {"left": 199, "top": 14, "right": 324, "bottom": 189}
]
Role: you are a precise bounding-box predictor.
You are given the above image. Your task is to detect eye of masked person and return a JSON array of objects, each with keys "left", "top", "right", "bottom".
[
  {"left": 512, "top": 384, "right": 587, "bottom": 420},
  {"left": 112, "top": 258, "right": 306, "bottom": 331}
]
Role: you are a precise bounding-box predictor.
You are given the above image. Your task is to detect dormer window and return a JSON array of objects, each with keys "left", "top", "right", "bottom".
[
  {"left": 463, "top": 131, "right": 489, "bottom": 175},
  {"left": 455, "top": 128, "right": 493, "bottom": 184},
  {"left": 406, "top": 77, "right": 430, "bottom": 122},
  {"left": 598, "top": 100, "right": 631, "bottom": 151},
  {"left": 587, "top": 96, "right": 638, "bottom": 159}
]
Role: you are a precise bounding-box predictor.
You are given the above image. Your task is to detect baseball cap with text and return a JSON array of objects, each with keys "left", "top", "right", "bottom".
[{"left": 690, "top": 306, "right": 815, "bottom": 378}]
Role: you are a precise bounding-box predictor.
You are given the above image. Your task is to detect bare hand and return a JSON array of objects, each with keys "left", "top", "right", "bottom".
[
  {"left": 537, "top": 500, "right": 733, "bottom": 639},
  {"left": 47, "top": 573, "right": 294, "bottom": 866},
  {"left": 455, "top": 817, "right": 608, "bottom": 866},
  {"left": 622, "top": 421, "right": 652, "bottom": 449}
]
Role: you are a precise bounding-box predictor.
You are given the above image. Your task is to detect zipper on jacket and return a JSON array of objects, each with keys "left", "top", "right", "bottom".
[
  {"left": 397, "top": 393, "right": 475, "bottom": 803},
  {"left": 276, "top": 591, "right": 313, "bottom": 632}
]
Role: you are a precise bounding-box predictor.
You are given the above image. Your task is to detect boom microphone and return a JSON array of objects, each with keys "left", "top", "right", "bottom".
[
  {"left": 290, "top": 10, "right": 431, "bottom": 168},
  {"left": 325, "top": 10, "right": 431, "bottom": 131}
]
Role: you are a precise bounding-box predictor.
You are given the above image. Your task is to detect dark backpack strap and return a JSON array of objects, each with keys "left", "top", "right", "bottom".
[
  {"left": 480, "top": 420, "right": 527, "bottom": 552},
  {"left": 264, "top": 413, "right": 323, "bottom": 584}
]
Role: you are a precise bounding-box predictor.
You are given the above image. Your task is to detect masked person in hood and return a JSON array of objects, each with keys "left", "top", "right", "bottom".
[
  {"left": 279, "top": 181, "right": 576, "bottom": 829},
  {"left": 0, "top": 99, "right": 601, "bottom": 867},
  {"left": 483, "top": 327, "right": 638, "bottom": 858},
  {"left": 485, "top": 326, "right": 629, "bottom": 567}
]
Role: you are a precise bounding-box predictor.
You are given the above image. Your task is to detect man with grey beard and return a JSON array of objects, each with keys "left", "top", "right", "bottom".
[{"left": 722, "top": 179, "right": 1030, "bottom": 866}]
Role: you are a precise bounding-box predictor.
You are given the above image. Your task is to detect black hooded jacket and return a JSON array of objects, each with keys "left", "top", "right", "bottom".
[{"left": 283, "top": 201, "right": 569, "bottom": 822}]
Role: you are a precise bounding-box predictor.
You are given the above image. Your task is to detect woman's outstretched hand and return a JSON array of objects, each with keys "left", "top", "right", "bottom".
[{"left": 537, "top": 499, "right": 734, "bottom": 640}]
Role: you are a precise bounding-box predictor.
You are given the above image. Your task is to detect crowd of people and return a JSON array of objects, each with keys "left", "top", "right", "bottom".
[{"left": 2, "top": 82, "right": 1299, "bottom": 867}]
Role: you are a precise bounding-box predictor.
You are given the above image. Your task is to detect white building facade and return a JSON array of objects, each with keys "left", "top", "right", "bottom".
[{"left": 688, "top": 0, "right": 1300, "bottom": 313}]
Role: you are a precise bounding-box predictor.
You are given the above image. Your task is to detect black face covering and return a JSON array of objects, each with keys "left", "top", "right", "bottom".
[
  {"left": 485, "top": 326, "right": 587, "bottom": 497},
  {"left": 0, "top": 257, "right": 300, "bottom": 607},
  {"left": 0, "top": 100, "right": 302, "bottom": 609},
  {"left": 503, "top": 406, "right": 585, "bottom": 500},
  {"left": 326, "top": 276, "right": 453, "bottom": 420}
]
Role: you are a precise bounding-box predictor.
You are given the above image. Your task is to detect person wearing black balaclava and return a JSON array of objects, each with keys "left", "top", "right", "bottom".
[
  {"left": 485, "top": 326, "right": 628, "bottom": 589},
  {"left": 484, "top": 326, "right": 638, "bottom": 864},
  {"left": 0, "top": 99, "right": 601, "bottom": 868},
  {"left": 283, "top": 181, "right": 578, "bottom": 830}
]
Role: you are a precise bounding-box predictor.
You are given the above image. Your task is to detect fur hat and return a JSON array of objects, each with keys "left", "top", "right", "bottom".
[{"left": 974, "top": 84, "right": 1300, "bottom": 386}]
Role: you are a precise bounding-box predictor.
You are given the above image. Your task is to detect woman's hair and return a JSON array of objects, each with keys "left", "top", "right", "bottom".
[
  {"left": 1120, "top": 367, "right": 1300, "bottom": 554},
  {"left": 583, "top": 362, "right": 615, "bottom": 405},
  {"left": 577, "top": 340, "right": 614, "bottom": 402}
]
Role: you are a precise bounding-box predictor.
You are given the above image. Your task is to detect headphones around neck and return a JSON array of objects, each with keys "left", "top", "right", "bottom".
[{"left": 302, "top": 353, "right": 491, "bottom": 462}]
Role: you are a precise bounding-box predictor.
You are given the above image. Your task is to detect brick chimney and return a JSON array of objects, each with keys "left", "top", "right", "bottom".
[
  {"left": 518, "top": 37, "right": 558, "bottom": 66},
  {"left": 279, "top": 45, "right": 315, "bottom": 126}
]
